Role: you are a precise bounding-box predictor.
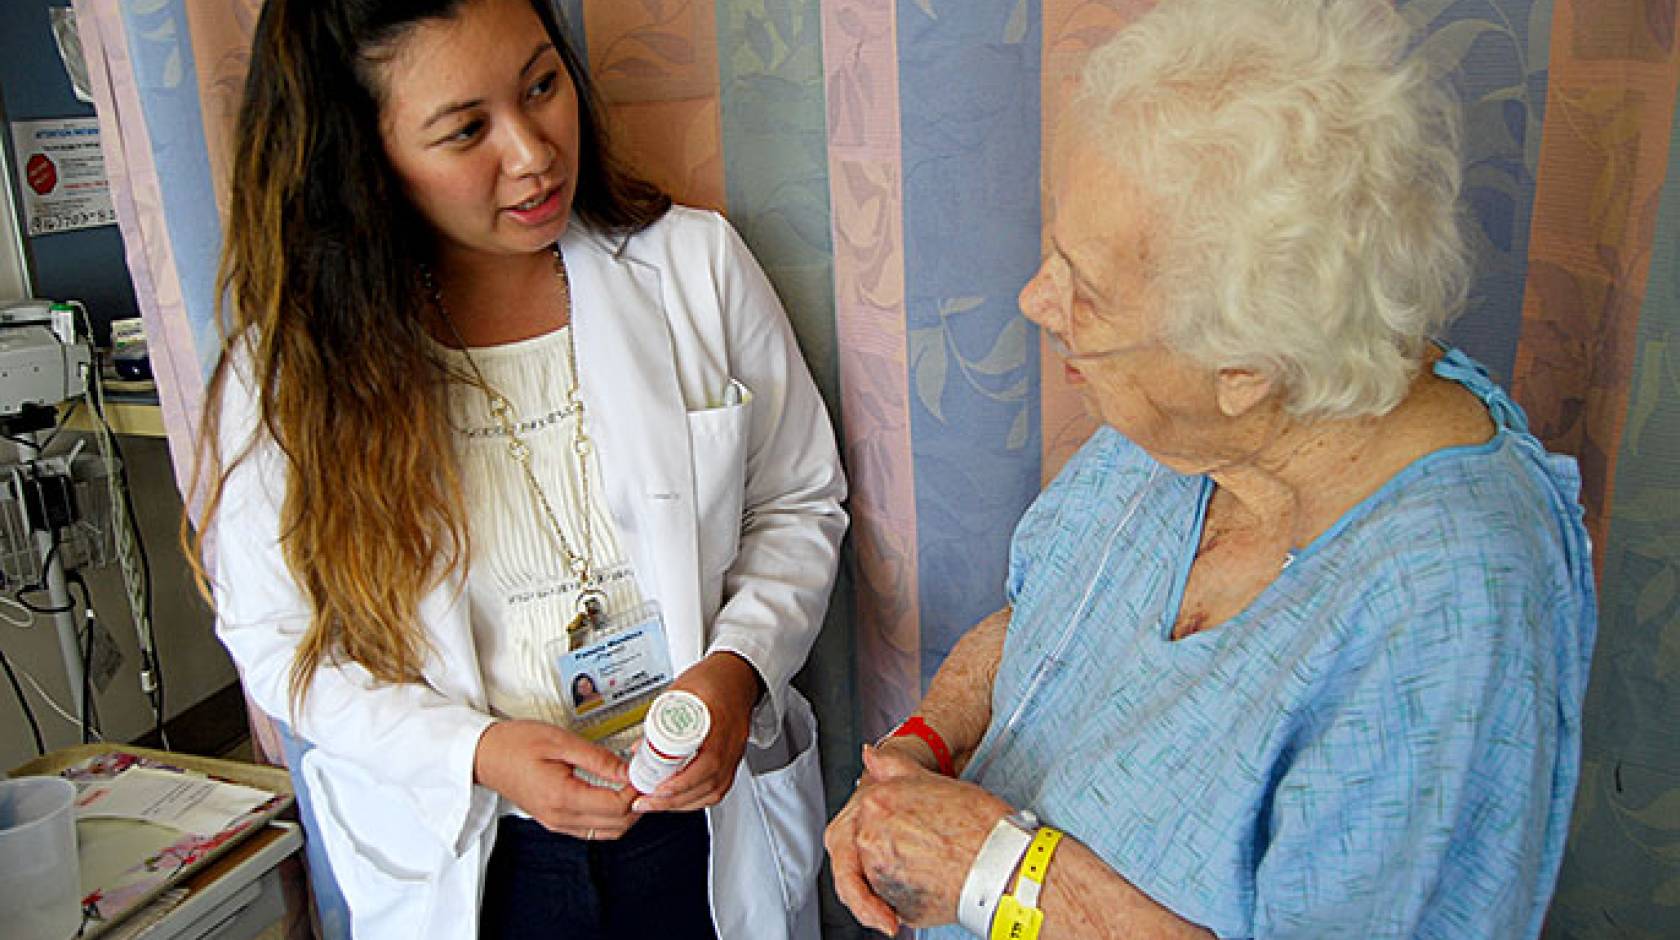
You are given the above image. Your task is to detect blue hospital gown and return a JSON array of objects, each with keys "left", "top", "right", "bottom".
[{"left": 928, "top": 349, "right": 1596, "bottom": 939}]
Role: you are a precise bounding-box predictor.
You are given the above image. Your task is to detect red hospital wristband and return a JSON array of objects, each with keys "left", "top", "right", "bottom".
[{"left": 889, "top": 716, "right": 956, "bottom": 777}]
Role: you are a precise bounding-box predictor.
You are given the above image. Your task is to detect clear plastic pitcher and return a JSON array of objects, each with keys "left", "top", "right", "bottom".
[{"left": 0, "top": 776, "right": 81, "bottom": 940}]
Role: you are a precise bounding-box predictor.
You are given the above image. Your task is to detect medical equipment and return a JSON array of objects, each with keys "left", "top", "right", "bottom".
[{"left": 0, "top": 298, "right": 159, "bottom": 751}]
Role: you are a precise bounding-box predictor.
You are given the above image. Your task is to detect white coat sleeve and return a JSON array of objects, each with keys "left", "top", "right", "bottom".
[
  {"left": 700, "top": 214, "right": 848, "bottom": 747},
  {"left": 208, "top": 354, "right": 498, "bottom": 856}
]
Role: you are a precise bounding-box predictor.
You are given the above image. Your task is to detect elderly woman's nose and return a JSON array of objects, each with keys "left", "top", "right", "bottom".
[{"left": 1019, "top": 261, "right": 1066, "bottom": 328}]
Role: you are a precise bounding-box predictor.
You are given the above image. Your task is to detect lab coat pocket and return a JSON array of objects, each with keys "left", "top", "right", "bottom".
[
  {"left": 745, "top": 689, "right": 824, "bottom": 915},
  {"left": 686, "top": 380, "right": 752, "bottom": 577},
  {"left": 300, "top": 751, "right": 440, "bottom": 935}
]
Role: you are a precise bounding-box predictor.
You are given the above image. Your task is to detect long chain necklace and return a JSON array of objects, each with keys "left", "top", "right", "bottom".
[{"left": 423, "top": 247, "right": 606, "bottom": 643}]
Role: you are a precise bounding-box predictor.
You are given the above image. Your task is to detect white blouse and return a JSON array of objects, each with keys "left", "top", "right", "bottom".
[{"left": 437, "top": 326, "right": 644, "bottom": 728}]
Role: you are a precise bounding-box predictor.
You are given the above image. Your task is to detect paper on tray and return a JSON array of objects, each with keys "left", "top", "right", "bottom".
[{"left": 73, "top": 766, "right": 275, "bottom": 836}]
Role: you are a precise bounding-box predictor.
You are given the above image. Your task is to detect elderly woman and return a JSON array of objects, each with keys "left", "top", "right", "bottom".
[{"left": 825, "top": 0, "right": 1596, "bottom": 937}]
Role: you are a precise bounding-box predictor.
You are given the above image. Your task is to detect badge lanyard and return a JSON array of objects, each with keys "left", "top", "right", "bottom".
[{"left": 425, "top": 247, "right": 607, "bottom": 646}]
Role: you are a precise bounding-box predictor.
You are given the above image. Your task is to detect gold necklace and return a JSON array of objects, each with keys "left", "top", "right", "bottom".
[{"left": 424, "top": 248, "right": 606, "bottom": 643}]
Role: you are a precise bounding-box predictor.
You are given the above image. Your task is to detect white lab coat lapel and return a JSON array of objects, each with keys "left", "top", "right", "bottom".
[{"left": 560, "top": 227, "right": 707, "bottom": 669}]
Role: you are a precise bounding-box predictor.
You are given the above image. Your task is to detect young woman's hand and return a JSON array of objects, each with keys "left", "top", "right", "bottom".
[
  {"left": 630, "top": 651, "right": 763, "bottom": 812},
  {"left": 473, "top": 719, "right": 640, "bottom": 839}
]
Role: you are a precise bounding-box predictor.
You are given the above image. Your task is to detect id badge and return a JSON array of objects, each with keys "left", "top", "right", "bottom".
[{"left": 551, "top": 601, "right": 674, "bottom": 745}]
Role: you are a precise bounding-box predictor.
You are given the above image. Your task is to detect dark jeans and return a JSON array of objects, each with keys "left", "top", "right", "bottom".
[{"left": 478, "top": 810, "right": 718, "bottom": 940}]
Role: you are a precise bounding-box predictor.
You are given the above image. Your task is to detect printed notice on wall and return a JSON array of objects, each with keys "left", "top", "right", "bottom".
[{"left": 9, "top": 117, "right": 115, "bottom": 236}]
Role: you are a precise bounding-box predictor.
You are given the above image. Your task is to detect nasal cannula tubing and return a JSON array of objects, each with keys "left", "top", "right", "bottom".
[
  {"left": 965, "top": 464, "right": 1163, "bottom": 783},
  {"left": 910, "top": 463, "right": 1165, "bottom": 940}
]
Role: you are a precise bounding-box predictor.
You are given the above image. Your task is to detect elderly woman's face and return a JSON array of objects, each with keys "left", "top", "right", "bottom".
[{"left": 1020, "top": 141, "right": 1228, "bottom": 469}]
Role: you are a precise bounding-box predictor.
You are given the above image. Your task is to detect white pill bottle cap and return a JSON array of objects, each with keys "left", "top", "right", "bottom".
[
  {"left": 629, "top": 690, "right": 712, "bottom": 793},
  {"left": 646, "top": 690, "right": 711, "bottom": 756}
]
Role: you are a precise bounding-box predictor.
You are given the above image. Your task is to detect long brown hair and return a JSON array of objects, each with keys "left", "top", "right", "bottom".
[{"left": 187, "top": 0, "right": 668, "bottom": 712}]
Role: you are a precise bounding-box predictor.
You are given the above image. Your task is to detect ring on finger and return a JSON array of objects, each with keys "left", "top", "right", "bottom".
[{"left": 586, "top": 828, "right": 596, "bottom": 841}]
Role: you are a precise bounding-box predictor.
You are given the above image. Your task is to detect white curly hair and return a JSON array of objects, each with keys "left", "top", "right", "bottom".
[{"left": 1074, "top": 0, "right": 1470, "bottom": 418}]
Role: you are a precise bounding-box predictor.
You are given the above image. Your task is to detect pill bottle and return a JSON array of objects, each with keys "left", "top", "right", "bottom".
[{"left": 629, "top": 690, "right": 712, "bottom": 794}]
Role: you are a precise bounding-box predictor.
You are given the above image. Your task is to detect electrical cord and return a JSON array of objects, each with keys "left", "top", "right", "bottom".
[
  {"left": 92, "top": 380, "right": 166, "bottom": 744},
  {"left": 68, "top": 570, "right": 100, "bottom": 743},
  {"left": 76, "top": 302, "right": 166, "bottom": 748},
  {"left": 12, "top": 536, "right": 76, "bottom": 614},
  {"left": 81, "top": 595, "right": 93, "bottom": 743},
  {"left": 0, "top": 594, "right": 34, "bottom": 628},
  {"left": 13, "top": 658, "right": 100, "bottom": 741},
  {"left": 0, "top": 647, "right": 45, "bottom": 755}
]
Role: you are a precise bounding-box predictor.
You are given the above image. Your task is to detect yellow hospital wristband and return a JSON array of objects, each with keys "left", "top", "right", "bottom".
[
  {"left": 988, "top": 826, "right": 1064, "bottom": 940},
  {"left": 989, "top": 894, "right": 1044, "bottom": 940}
]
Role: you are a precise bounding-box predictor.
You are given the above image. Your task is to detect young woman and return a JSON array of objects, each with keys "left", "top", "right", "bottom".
[{"left": 191, "top": 0, "right": 845, "bottom": 937}]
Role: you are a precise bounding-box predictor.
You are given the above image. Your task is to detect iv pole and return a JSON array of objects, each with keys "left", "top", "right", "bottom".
[
  {"left": 7, "top": 431, "right": 90, "bottom": 730},
  {"left": 31, "top": 465, "right": 85, "bottom": 725}
]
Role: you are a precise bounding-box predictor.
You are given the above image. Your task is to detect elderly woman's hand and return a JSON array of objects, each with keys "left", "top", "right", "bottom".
[
  {"left": 825, "top": 749, "right": 902, "bottom": 935},
  {"left": 828, "top": 745, "right": 1014, "bottom": 933}
]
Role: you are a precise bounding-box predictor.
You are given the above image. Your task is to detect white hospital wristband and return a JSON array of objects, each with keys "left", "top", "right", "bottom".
[{"left": 957, "top": 809, "right": 1037, "bottom": 937}]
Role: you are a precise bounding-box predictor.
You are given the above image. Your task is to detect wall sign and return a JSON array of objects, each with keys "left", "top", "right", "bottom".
[{"left": 9, "top": 117, "right": 114, "bottom": 236}]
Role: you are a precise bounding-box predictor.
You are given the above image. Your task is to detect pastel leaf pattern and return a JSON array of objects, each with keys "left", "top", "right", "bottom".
[
  {"left": 1007, "top": 407, "right": 1029, "bottom": 451},
  {"left": 1413, "top": 18, "right": 1504, "bottom": 74},
  {"left": 1005, "top": 0, "right": 1030, "bottom": 44},
  {"left": 1634, "top": 565, "right": 1676, "bottom": 625},
  {"left": 140, "top": 17, "right": 176, "bottom": 41},
  {"left": 634, "top": 30, "right": 696, "bottom": 65},
  {"left": 1648, "top": 0, "right": 1676, "bottom": 53},
  {"left": 970, "top": 318, "right": 1028, "bottom": 376},
  {"left": 1614, "top": 487, "right": 1680, "bottom": 523},
  {"left": 1479, "top": 85, "right": 1528, "bottom": 105},
  {"left": 603, "top": 56, "right": 666, "bottom": 80},
  {"left": 1397, "top": 0, "right": 1467, "bottom": 30},
  {"left": 1661, "top": 613, "right": 1680, "bottom": 682},
  {"left": 911, "top": 326, "right": 949, "bottom": 422},
  {"left": 1468, "top": 185, "right": 1517, "bottom": 252},
  {"left": 768, "top": 0, "right": 797, "bottom": 43},
  {"left": 163, "top": 48, "right": 182, "bottom": 88},
  {"left": 746, "top": 14, "right": 776, "bottom": 69},
  {"left": 1656, "top": 873, "right": 1680, "bottom": 907},
  {"left": 1624, "top": 789, "right": 1680, "bottom": 832},
  {"left": 1623, "top": 339, "right": 1667, "bottom": 455},
  {"left": 837, "top": 8, "right": 866, "bottom": 42}
]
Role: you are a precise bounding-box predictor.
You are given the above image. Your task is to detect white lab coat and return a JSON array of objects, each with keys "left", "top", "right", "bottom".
[{"left": 211, "top": 207, "right": 847, "bottom": 940}]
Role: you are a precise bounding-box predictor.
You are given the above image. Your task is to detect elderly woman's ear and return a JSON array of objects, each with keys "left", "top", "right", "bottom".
[{"left": 1214, "top": 367, "right": 1274, "bottom": 418}]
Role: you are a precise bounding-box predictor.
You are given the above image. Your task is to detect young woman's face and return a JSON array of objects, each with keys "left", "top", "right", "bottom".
[{"left": 374, "top": 0, "right": 580, "bottom": 265}]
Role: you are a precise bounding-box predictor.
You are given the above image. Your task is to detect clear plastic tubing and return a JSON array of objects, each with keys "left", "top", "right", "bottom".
[
  {"left": 629, "top": 689, "right": 712, "bottom": 794},
  {"left": 967, "top": 464, "right": 1162, "bottom": 783}
]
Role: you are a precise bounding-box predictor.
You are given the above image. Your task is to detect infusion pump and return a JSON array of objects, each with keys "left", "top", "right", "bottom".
[{"left": 0, "top": 299, "right": 91, "bottom": 417}]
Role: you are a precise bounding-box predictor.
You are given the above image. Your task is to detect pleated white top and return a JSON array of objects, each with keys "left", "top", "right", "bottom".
[{"left": 437, "top": 326, "right": 644, "bottom": 727}]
